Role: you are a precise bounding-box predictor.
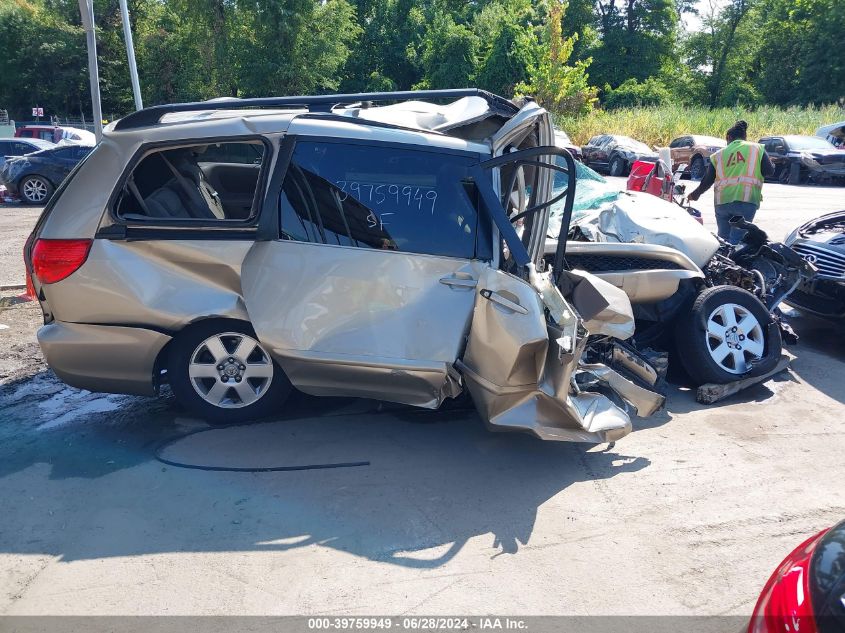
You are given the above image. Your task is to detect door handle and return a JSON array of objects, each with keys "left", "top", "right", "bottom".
[
  {"left": 480, "top": 288, "right": 529, "bottom": 314},
  {"left": 439, "top": 276, "right": 478, "bottom": 289}
]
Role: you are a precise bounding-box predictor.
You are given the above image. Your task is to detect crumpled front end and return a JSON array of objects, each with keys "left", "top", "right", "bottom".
[
  {"left": 799, "top": 153, "right": 845, "bottom": 181},
  {"left": 457, "top": 267, "right": 664, "bottom": 443},
  {"left": 0, "top": 157, "right": 28, "bottom": 190}
]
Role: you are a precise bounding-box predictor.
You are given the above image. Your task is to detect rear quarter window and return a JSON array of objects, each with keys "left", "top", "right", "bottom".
[{"left": 113, "top": 140, "right": 267, "bottom": 223}]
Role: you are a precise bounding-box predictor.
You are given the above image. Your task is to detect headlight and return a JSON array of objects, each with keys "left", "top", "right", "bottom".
[{"left": 784, "top": 227, "right": 800, "bottom": 245}]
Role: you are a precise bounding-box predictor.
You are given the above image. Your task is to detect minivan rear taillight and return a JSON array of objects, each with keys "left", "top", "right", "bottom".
[{"left": 31, "top": 239, "right": 92, "bottom": 284}]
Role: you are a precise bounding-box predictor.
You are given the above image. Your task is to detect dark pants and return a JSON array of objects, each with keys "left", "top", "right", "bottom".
[{"left": 715, "top": 201, "right": 758, "bottom": 244}]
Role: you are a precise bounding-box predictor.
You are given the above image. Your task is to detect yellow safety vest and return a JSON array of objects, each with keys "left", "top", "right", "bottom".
[{"left": 710, "top": 140, "right": 765, "bottom": 205}]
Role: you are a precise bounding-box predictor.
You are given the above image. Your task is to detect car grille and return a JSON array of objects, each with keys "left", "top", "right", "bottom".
[
  {"left": 791, "top": 242, "right": 845, "bottom": 278},
  {"left": 566, "top": 254, "right": 683, "bottom": 272}
]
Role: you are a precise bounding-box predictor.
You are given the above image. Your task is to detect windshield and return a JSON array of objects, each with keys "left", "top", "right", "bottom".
[
  {"left": 26, "top": 139, "right": 56, "bottom": 151},
  {"left": 786, "top": 136, "right": 835, "bottom": 150},
  {"left": 548, "top": 159, "right": 621, "bottom": 239},
  {"left": 615, "top": 136, "right": 652, "bottom": 154}
]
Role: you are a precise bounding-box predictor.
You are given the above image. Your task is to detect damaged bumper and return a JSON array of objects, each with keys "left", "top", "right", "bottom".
[
  {"left": 799, "top": 155, "right": 845, "bottom": 179},
  {"left": 457, "top": 268, "right": 664, "bottom": 443}
]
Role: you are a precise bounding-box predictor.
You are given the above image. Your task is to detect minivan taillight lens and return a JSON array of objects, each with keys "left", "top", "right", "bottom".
[{"left": 31, "top": 239, "right": 92, "bottom": 284}]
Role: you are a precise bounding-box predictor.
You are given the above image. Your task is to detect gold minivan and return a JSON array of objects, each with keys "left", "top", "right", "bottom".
[{"left": 24, "top": 90, "right": 664, "bottom": 442}]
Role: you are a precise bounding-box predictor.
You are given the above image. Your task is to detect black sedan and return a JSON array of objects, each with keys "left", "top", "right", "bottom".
[
  {"left": 784, "top": 210, "right": 845, "bottom": 318},
  {"left": 0, "top": 137, "right": 56, "bottom": 170},
  {"left": 0, "top": 144, "right": 93, "bottom": 204},
  {"left": 581, "top": 134, "right": 658, "bottom": 176},
  {"left": 760, "top": 135, "right": 845, "bottom": 185}
]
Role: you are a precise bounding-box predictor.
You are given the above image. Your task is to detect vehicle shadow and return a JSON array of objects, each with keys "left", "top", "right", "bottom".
[
  {"left": 0, "top": 372, "right": 650, "bottom": 568},
  {"left": 781, "top": 309, "right": 845, "bottom": 405}
]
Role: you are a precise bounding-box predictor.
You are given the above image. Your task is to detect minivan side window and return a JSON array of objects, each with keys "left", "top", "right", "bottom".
[
  {"left": 279, "top": 140, "right": 491, "bottom": 260},
  {"left": 114, "top": 140, "right": 266, "bottom": 222}
]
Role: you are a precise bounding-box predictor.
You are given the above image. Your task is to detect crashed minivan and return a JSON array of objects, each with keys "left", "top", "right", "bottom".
[
  {"left": 544, "top": 162, "right": 814, "bottom": 385},
  {"left": 24, "top": 89, "right": 665, "bottom": 442}
]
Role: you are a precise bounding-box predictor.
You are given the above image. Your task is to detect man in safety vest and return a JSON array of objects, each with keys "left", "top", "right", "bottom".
[{"left": 688, "top": 120, "right": 775, "bottom": 243}]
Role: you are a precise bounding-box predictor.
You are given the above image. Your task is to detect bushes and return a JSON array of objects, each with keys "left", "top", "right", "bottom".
[
  {"left": 602, "top": 78, "right": 674, "bottom": 109},
  {"left": 555, "top": 103, "right": 844, "bottom": 146}
]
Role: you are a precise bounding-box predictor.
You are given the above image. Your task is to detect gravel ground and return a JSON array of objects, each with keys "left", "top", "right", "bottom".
[
  {"left": 0, "top": 205, "right": 41, "bottom": 288},
  {"left": 0, "top": 182, "right": 843, "bottom": 616}
]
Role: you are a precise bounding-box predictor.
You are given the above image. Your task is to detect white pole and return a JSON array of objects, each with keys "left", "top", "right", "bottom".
[
  {"left": 78, "top": 0, "right": 103, "bottom": 141},
  {"left": 119, "top": 0, "right": 143, "bottom": 110}
]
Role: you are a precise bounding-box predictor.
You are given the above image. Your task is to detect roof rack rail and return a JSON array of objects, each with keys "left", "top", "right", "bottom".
[{"left": 113, "top": 88, "right": 518, "bottom": 132}]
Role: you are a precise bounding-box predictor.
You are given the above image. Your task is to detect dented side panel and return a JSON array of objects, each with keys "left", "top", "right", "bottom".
[
  {"left": 42, "top": 239, "right": 253, "bottom": 328},
  {"left": 240, "top": 240, "right": 483, "bottom": 407}
]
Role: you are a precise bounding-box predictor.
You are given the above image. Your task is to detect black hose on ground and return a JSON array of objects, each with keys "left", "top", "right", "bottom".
[{"left": 152, "top": 422, "right": 370, "bottom": 473}]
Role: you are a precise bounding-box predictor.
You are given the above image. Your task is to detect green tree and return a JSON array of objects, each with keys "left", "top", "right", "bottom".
[
  {"left": 0, "top": 0, "right": 88, "bottom": 120},
  {"left": 589, "top": 0, "right": 679, "bottom": 89},
  {"left": 516, "top": 1, "right": 596, "bottom": 114},
  {"left": 417, "top": 12, "right": 478, "bottom": 89},
  {"left": 340, "top": 0, "right": 426, "bottom": 91},
  {"left": 752, "top": 0, "right": 845, "bottom": 106},
  {"left": 474, "top": 1, "right": 540, "bottom": 96}
]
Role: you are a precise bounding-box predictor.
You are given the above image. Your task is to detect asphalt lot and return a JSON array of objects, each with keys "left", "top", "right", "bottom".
[{"left": 0, "top": 182, "right": 844, "bottom": 616}]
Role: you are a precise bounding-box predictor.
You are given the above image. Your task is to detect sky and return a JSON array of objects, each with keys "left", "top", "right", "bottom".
[{"left": 682, "top": 0, "right": 730, "bottom": 32}]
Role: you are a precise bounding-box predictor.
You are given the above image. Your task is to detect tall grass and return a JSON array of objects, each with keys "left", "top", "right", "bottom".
[{"left": 555, "top": 104, "right": 844, "bottom": 146}]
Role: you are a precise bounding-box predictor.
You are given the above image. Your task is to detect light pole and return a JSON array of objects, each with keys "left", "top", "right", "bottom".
[
  {"left": 119, "top": 0, "right": 143, "bottom": 111},
  {"left": 78, "top": 0, "right": 103, "bottom": 141}
]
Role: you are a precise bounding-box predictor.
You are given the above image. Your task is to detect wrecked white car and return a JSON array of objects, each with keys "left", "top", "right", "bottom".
[
  {"left": 544, "top": 162, "right": 814, "bottom": 385},
  {"left": 24, "top": 89, "right": 664, "bottom": 442}
]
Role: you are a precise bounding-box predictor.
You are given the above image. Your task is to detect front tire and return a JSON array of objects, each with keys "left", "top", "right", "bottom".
[
  {"left": 167, "top": 320, "right": 292, "bottom": 425},
  {"left": 20, "top": 175, "right": 53, "bottom": 205},
  {"left": 609, "top": 155, "right": 627, "bottom": 177},
  {"left": 675, "top": 286, "right": 782, "bottom": 385}
]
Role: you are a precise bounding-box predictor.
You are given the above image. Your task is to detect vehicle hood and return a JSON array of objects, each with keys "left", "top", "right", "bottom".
[
  {"left": 787, "top": 210, "right": 845, "bottom": 250},
  {"left": 816, "top": 121, "right": 845, "bottom": 142},
  {"left": 617, "top": 147, "right": 659, "bottom": 161},
  {"left": 789, "top": 148, "right": 845, "bottom": 160},
  {"left": 613, "top": 139, "right": 655, "bottom": 157},
  {"left": 556, "top": 190, "right": 719, "bottom": 268}
]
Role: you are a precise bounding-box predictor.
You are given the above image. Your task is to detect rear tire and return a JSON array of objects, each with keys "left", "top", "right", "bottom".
[
  {"left": 609, "top": 155, "right": 626, "bottom": 177},
  {"left": 20, "top": 175, "right": 53, "bottom": 205},
  {"left": 167, "top": 319, "right": 292, "bottom": 425},
  {"left": 674, "top": 286, "right": 782, "bottom": 385}
]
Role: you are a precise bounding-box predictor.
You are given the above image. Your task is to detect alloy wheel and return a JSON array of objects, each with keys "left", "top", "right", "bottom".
[
  {"left": 188, "top": 332, "right": 274, "bottom": 408},
  {"left": 22, "top": 177, "right": 48, "bottom": 203},
  {"left": 705, "top": 303, "right": 765, "bottom": 374}
]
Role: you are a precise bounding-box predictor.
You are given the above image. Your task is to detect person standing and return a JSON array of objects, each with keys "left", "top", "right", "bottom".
[{"left": 687, "top": 120, "right": 775, "bottom": 243}]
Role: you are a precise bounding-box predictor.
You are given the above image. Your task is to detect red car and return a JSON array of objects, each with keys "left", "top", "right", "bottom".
[
  {"left": 749, "top": 518, "right": 845, "bottom": 633},
  {"left": 15, "top": 125, "right": 95, "bottom": 145}
]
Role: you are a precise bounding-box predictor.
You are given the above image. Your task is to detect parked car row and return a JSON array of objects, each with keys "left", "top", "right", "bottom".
[
  {"left": 15, "top": 124, "right": 96, "bottom": 145},
  {"left": 570, "top": 129, "right": 844, "bottom": 185}
]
